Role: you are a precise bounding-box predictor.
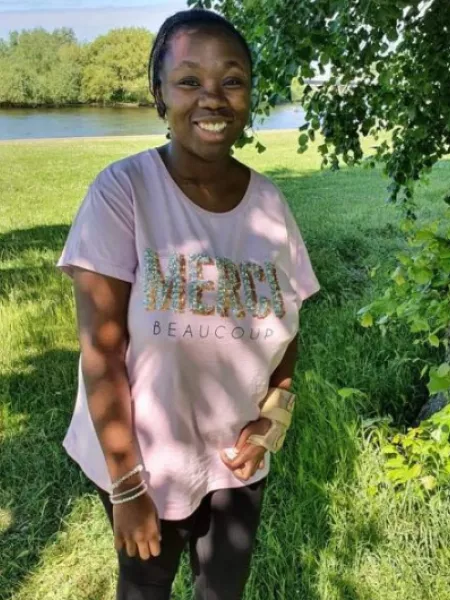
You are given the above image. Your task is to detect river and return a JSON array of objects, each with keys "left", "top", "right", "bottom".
[{"left": 0, "top": 104, "right": 305, "bottom": 141}]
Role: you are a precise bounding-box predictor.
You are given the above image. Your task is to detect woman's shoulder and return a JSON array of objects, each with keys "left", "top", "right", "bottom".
[
  {"left": 232, "top": 157, "right": 285, "bottom": 202},
  {"left": 246, "top": 166, "right": 289, "bottom": 213},
  {"left": 94, "top": 149, "right": 152, "bottom": 191}
]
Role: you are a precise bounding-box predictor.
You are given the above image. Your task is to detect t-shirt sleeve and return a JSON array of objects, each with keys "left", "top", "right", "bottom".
[
  {"left": 284, "top": 201, "right": 320, "bottom": 307},
  {"left": 57, "top": 167, "right": 137, "bottom": 283}
]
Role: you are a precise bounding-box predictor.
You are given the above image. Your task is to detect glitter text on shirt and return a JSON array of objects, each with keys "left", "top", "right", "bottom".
[{"left": 143, "top": 250, "right": 286, "bottom": 319}]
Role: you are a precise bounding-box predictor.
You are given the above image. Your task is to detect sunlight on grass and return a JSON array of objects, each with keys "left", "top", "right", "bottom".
[
  {"left": 2, "top": 132, "right": 450, "bottom": 599},
  {"left": 13, "top": 497, "right": 116, "bottom": 600},
  {"left": 0, "top": 508, "right": 13, "bottom": 534}
]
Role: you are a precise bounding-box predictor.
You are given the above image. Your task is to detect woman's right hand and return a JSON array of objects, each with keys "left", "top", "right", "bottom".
[{"left": 113, "top": 492, "right": 161, "bottom": 560}]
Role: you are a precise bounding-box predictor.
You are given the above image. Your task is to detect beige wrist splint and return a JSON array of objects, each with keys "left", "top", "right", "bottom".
[{"left": 248, "top": 387, "right": 296, "bottom": 453}]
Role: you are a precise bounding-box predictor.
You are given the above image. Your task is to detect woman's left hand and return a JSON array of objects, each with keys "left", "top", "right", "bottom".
[{"left": 221, "top": 418, "right": 271, "bottom": 481}]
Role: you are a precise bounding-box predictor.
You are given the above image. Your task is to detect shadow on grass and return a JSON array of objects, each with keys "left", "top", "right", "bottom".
[
  {"left": 0, "top": 225, "right": 70, "bottom": 261},
  {"left": 268, "top": 167, "right": 430, "bottom": 424},
  {"left": 0, "top": 349, "right": 86, "bottom": 600},
  {"left": 0, "top": 225, "right": 71, "bottom": 305}
]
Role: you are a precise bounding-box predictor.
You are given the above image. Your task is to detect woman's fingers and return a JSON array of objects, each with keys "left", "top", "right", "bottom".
[
  {"left": 149, "top": 520, "right": 161, "bottom": 557},
  {"left": 149, "top": 533, "right": 161, "bottom": 557},
  {"left": 221, "top": 443, "right": 266, "bottom": 482},
  {"left": 238, "top": 460, "right": 256, "bottom": 481},
  {"left": 235, "top": 427, "right": 252, "bottom": 451},
  {"left": 137, "top": 541, "right": 151, "bottom": 561},
  {"left": 125, "top": 539, "right": 137, "bottom": 557},
  {"left": 222, "top": 445, "right": 254, "bottom": 470},
  {"left": 114, "top": 535, "right": 124, "bottom": 553}
]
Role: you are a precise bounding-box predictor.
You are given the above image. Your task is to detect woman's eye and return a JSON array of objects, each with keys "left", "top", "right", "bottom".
[
  {"left": 179, "top": 78, "right": 200, "bottom": 87},
  {"left": 224, "top": 78, "right": 244, "bottom": 87}
]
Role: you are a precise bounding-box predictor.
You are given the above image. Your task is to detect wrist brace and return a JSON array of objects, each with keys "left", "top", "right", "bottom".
[{"left": 247, "top": 387, "right": 296, "bottom": 453}]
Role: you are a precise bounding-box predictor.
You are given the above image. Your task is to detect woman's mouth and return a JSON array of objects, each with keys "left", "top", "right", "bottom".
[{"left": 196, "top": 121, "right": 228, "bottom": 133}]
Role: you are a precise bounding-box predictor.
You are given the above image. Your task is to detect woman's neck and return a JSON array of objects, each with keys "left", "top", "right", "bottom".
[{"left": 161, "top": 141, "right": 234, "bottom": 186}]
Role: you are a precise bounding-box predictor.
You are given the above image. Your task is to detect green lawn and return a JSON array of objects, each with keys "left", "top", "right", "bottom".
[{"left": 1, "top": 131, "right": 450, "bottom": 600}]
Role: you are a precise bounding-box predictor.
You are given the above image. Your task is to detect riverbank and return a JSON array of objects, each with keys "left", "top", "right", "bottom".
[
  {"left": 0, "top": 129, "right": 299, "bottom": 144},
  {"left": 0, "top": 103, "right": 306, "bottom": 141},
  {"left": 2, "top": 133, "right": 450, "bottom": 600},
  {"left": 0, "top": 102, "right": 155, "bottom": 109}
]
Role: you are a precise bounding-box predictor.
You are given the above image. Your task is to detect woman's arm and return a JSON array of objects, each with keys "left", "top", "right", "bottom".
[
  {"left": 73, "top": 267, "right": 141, "bottom": 484},
  {"left": 73, "top": 267, "right": 161, "bottom": 560},
  {"left": 269, "top": 333, "right": 298, "bottom": 391}
]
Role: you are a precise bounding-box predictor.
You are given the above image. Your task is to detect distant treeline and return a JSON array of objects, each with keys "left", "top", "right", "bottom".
[
  {"left": 0, "top": 27, "right": 306, "bottom": 109},
  {"left": 0, "top": 27, "right": 155, "bottom": 107}
]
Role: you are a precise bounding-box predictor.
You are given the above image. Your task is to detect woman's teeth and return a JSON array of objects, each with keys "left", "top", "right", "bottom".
[{"left": 197, "top": 122, "right": 227, "bottom": 133}]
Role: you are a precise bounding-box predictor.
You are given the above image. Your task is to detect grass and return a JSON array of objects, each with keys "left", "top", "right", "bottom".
[{"left": 1, "top": 131, "right": 450, "bottom": 600}]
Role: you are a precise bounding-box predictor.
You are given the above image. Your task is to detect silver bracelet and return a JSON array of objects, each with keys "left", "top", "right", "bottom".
[
  {"left": 110, "top": 483, "right": 149, "bottom": 505},
  {"left": 111, "top": 464, "right": 144, "bottom": 491},
  {"left": 110, "top": 480, "right": 146, "bottom": 501}
]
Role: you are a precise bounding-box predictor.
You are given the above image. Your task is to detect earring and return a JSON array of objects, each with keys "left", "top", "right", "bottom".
[{"left": 161, "top": 106, "right": 171, "bottom": 140}]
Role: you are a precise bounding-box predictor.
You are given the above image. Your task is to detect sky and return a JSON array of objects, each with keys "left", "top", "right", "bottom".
[{"left": 0, "top": 0, "right": 188, "bottom": 41}]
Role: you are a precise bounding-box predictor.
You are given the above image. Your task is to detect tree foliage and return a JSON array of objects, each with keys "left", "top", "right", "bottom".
[
  {"left": 190, "top": 0, "right": 450, "bottom": 494},
  {"left": 190, "top": 0, "right": 449, "bottom": 206},
  {"left": 0, "top": 28, "right": 83, "bottom": 106},
  {"left": 81, "top": 28, "right": 153, "bottom": 105},
  {"left": 0, "top": 27, "right": 154, "bottom": 107}
]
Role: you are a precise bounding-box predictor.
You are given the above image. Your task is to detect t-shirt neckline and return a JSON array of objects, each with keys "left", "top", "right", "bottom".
[{"left": 149, "top": 147, "right": 255, "bottom": 218}]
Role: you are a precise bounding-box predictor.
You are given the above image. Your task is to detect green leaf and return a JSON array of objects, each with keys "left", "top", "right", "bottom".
[
  {"left": 413, "top": 269, "right": 433, "bottom": 285},
  {"left": 428, "top": 370, "right": 450, "bottom": 395},
  {"left": 386, "top": 467, "right": 409, "bottom": 483},
  {"left": 397, "top": 253, "right": 410, "bottom": 266},
  {"left": 408, "top": 464, "right": 423, "bottom": 479},
  {"left": 421, "top": 475, "right": 437, "bottom": 491},
  {"left": 381, "top": 444, "right": 398, "bottom": 454},
  {"left": 386, "top": 456, "right": 407, "bottom": 468},
  {"left": 298, "top": 133, "right": 309, "bottom": 145},
  {"left": 437, "top": 363, "right": 450, "bottom": 378},
  {"left": 428, "top": 335, "right": 440, "bottom": 348},
  {"left": 410, "top": 318, "right": 429, "bottom": 333},
  {"left": 431, "top": 428, "right": 443, "bottom": 443},
  {"left": 392, "top": 267, "right": 406, "bottom": 286},
  {"left": 337, "top": 388, "right": 362, "bottom": 399},
  {"left": 360, "top": 313, "right": 373, "bottom": 328},
  {"left": 415, "top": 229, "right": 435, "bottom": 241},
  {"left": 421, "top": 365, "right": 430, "bottom": 378}
]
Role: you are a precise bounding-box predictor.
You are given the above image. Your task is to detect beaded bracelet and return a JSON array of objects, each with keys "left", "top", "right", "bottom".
[
  {"left": 110, "top": 480, "right": 146, "bottom": 501},
  {"left": 111, "top": 464, "right": 144, "bottom": 492},
  {"left": 110, "top": 483, "right": 149, "bottom": 505}
]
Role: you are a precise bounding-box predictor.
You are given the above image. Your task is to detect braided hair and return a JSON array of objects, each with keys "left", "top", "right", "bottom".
[{"left": 149, "top": 8, "right": 253, "bottom": 119}]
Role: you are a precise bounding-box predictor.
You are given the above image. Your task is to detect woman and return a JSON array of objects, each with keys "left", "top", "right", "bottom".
[{"left": 58, "top": 8, "right": 320, "bottom": 600}]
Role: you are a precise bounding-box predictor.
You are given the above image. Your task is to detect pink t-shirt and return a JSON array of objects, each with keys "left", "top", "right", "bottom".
[{"left": 58, "top": 148, "right": 320, "bottom": 520}]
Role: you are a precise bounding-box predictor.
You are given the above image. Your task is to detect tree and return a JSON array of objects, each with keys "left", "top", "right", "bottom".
[
  {"left": 81, "top": 28, "right": 154, "bottom": 105},
  {"left": 190, "top": 0, "right": 449, "bottom": 204},
  {"left": 190, "top": 0, "right": 450, "bottom": 491},
  {"left": 0, "top": 28, "right": 84, "bottom": 106},
  {"left": 0, "top": 26, "right": 154, "bottom": 107}
]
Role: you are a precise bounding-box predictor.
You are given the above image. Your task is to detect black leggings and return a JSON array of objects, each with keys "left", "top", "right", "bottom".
[{"left": 96, "top": 479, "right": 266, "bottom": 600}]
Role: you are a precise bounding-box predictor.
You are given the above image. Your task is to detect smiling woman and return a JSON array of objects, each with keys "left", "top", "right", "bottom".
[
  {"left": 56, "top": 7, "right": 320, "bottom": 600},
  {"left": 149, "top": 11, "right": 253, "bottom": 172}
]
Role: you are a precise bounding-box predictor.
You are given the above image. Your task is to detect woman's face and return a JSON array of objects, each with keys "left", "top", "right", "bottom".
[{"left": 159, "top": 26, "right": 252, "bottom": 162}]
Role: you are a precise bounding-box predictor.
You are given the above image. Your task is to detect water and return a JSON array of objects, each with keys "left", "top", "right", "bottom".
[{"left": 0, "top": 104, "right": 305, "bottom": 141}]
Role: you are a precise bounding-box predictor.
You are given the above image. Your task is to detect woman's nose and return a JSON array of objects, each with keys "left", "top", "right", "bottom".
[{"left": 198, "top": 84, "right": 228, "bottom": 110}]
